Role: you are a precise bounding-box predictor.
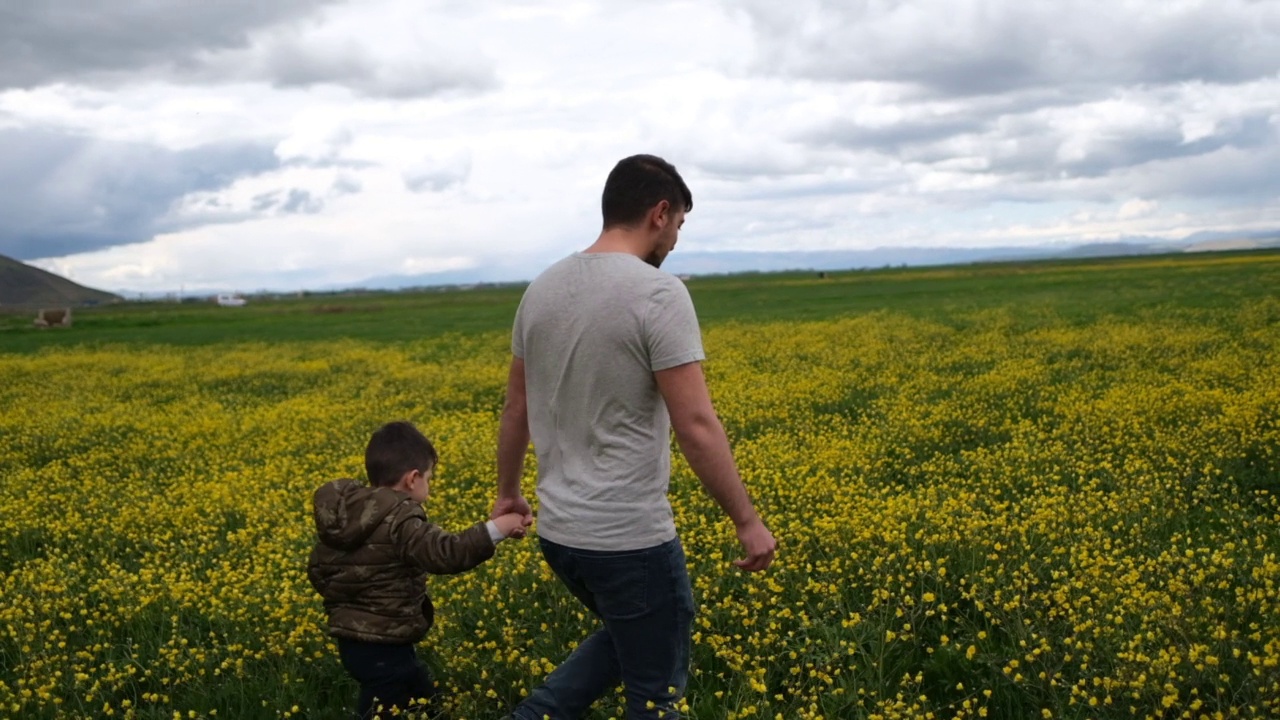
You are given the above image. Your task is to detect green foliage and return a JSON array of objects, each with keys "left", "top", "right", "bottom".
[
  {"left": 4, "top": 249, "right": 1278, "bottom": 353},
  {"left": 1, "top": 249, "right": 1279, "bottom": 719}
]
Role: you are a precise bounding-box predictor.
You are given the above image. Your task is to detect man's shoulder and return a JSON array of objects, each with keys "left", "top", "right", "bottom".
[
  {"left": 529, "top": 253, "right": 581, "bottom": 281},
  {"left": 521, "top": 255, "right": 573, "bottom": 302},
  {"left": 647, "top": 270, "right": 694, "bottom": 307}
]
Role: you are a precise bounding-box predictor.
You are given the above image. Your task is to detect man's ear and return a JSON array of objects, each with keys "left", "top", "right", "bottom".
[{"left": 649, "top": 199, "right": 672, "bottom": 230}]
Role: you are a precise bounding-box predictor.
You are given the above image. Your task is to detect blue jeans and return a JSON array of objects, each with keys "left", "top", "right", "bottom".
[
  {"left": 337, "top": 638, "right": 439, "bottom": 719},
  {"left": 512, "top": 537, "right": 695, "bottom": 719}
]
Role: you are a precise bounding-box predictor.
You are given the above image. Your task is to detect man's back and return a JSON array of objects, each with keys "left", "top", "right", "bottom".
[
  {"left": 495, "top": 154, "right": 774, "bottom": 720},
  {"left": 513, "top": 252, "right": 704, "bottom": 551}
]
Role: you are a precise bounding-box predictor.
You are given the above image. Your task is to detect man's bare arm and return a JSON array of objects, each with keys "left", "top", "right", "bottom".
[
  {"left": 656, "top": 360, "right": 775, "bottom": 570},
  {"left": 494, "top": 356, "right": 533, "bottom": 519}
]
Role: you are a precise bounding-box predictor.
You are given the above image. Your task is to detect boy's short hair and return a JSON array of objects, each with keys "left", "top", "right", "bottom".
[
  {"left": 601, "top": 154, "right": 692, "bottom": 229},
  {"left": 365, "top": 421, "right": 438, "bottom": 487}
]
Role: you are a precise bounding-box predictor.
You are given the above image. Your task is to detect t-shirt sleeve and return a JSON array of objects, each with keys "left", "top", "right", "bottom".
[
  {"left": 645, "top": 276, "right": 706, "bottom": 371},
  {"left": 511, "top": 293, "right": 527, "bottom": 359}
]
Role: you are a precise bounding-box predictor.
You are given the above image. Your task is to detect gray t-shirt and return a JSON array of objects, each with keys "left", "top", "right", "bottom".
[{"left": 512, "top": 252, "right": 705, "bottom": 551}]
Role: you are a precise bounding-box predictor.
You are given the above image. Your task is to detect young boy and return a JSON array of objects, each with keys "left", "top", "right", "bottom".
[{"left": 308, "top": 420, "right": 530, "bottom": 719}]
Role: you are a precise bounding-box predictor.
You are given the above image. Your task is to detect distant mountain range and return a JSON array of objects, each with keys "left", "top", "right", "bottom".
[
  {"left": 348, "top": 230, "right": 1280, "bottom": 291},
  {"left": 660, "top": 229, "right": 1280, "bottom": 276},
  {"left": 0, "top": 253, "right": 121, "bottom": 308},
  {"left": 8, "top": 229, "right": 1280, "bottom": 301}
]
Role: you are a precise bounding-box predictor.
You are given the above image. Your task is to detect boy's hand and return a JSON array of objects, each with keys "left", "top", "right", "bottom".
[{"left": 493, "top": 512, "right": 533, "bottom": 540}]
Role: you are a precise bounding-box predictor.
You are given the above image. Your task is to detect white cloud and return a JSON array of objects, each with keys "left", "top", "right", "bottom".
[
  {"left": 403, "top": 150, "right": 472, "bottom": 193},
  {"left": 0, "top": 0, "right": 342, "bottom": 89},
  {"left": 1118, "top": 199, "right": 1159, "bottom": 220},
  {"left": 193, "top": 0, "right": 498, "bottom": 98},
  {"left": 737, "top": 0, "right": 1280, "bottom": 94},
  {"left": 275, "top": 117, "right": 354, "bottom": 163},
  {"left": 400, "top": 256, "right": 478, "bottom": 275},
  {"left": 3, "top": 0, "right": 1279, "bottom": 294}
]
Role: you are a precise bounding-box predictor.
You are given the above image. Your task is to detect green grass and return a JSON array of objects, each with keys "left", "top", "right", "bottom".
[
  {"left": 3, "top": 249, "right": 1278, "bottom": 354},
  {"left": 3, "top": 247, "right": 1280, "bottom": 719},
  {"left": 0, "top": 287, "right": 526, "bottom": 352}
]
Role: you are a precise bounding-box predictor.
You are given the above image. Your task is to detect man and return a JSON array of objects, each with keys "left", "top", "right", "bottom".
[{"left": 494, "top": 154, "right": 776, "bottom": 719}]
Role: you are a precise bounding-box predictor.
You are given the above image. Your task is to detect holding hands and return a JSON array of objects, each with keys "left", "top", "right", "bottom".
[
  {"left": 492, "top": 511, "right": 533, "bottom": 540},
  {"left": 491, "top": 494, "right": 534, "bottom": 540}
]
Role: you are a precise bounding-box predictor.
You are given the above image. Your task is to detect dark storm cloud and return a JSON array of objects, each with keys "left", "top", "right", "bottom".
[
  {"left": 403, "top": 165, "right": 469, "bottom": 193},
  {"left": 962, "top": 110, "right": 1279, "bottom": 181},
  {"left": 0, "top": 129, "right": 279, "bottom": 260},
  {"left": 254, "top": 38, "right": 496, "bottom": 98},
  {"left": 331, "top": 175, "right": 363, "bottom": 195},
  {"left": 901, "top": 114, "right": 1280, "bottom": 205},
  {"left": 248, "top": 187, "right": 332, "bottom": 215},
  {"left": 1128, "top": 142, "right": 1280, "bottom": 200},
  {"left": 1057, "top": 115, "right": 1275, "bottom": 178},
  {"left": 251, "top": 191, "right": 282, "bottom": 213},
  {"left": 690, "top": 153, "right": 811, "bottom": 180},
  {"left": 281, "top": 189, "right": 324, "bottom": 214},
  {"left": 739, "top": 0, "right": 1280, "bottom": 96},
  {"left": 0, "top": 1, "right": 495, "bottom": 98},
  {"left": 798, "top": 86, "right": 1100, "bottom": 155},
  {"left": 768, "top": 65, "right": 1279, "bottom": 205},
  {"left": 0, "top": 0, "right": 339, "bottom": 89},
  {"left": 803, "top": 115, "right": 991, "bottom": 154}
]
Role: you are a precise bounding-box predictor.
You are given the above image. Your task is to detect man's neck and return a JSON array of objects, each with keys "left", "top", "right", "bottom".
[{"left": 584, "top": 228, "right": 648, "bottom": 259}]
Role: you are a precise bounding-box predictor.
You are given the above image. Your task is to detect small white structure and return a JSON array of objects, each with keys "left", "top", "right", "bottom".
[{"left": 216, "top": 293, "right": 247, "bottom": 307}]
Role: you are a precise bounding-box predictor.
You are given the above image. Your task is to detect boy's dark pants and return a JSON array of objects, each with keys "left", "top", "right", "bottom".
[{"left": 337, "top": 637, "right": 439, "bottom": 719}]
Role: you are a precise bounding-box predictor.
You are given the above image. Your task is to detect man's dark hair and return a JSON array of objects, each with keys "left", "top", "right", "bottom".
[
  {"left": 601, "top": 154, "right": 693, "bottom": 229},
  {"left": 365, "top": 421, "right": 438, "bottom": 487}
]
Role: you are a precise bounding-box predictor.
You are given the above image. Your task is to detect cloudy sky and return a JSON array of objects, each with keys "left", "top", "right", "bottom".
[{"left": 2, "top": 0, "right": 1278, "bottom": 293}]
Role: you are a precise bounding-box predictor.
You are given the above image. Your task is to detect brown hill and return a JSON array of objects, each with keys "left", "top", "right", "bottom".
[{"left": 0, "top": 254, "right": 122, "bottom": 308}]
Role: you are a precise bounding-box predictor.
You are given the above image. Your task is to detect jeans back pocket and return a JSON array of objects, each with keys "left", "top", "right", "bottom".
[{"left": 575, "top": 550, "right": 651, "bottom": 620}]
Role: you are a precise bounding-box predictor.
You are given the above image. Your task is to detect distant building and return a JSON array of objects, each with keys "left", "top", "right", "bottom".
[{"left": 216, "top": 293, "right": 247, "bottom": 307}]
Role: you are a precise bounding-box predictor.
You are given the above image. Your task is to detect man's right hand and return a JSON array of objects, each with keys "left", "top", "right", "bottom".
[
  {"left": 491, "top": 495, "right": 533, "bottom": 525},
  {"left": 733, "top": 518, "right": 776, "bottom": 571}
]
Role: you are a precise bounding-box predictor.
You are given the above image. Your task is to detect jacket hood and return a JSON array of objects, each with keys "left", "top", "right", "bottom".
[{"left": 312, "top": 479, "right": 407, "bottom": 550}]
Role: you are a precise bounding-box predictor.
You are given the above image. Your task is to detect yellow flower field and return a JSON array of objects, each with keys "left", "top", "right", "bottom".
[{"left": 2, "top": 299, "right": 1279, "bottom": 719}]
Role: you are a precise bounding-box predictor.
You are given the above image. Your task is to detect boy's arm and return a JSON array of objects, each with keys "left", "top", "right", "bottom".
[{"left": 395, "top": 513, "right": 496, "bottom": 575}]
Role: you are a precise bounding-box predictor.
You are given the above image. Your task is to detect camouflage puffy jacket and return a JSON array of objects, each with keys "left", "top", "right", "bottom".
[{"left": 307, "top": 479, "right": 495, "bottom": 644}]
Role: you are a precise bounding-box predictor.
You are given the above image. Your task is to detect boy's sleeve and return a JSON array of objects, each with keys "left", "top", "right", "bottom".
[
  {"left": 306, "top": 545, "right": 327, "bottom": 596},
  {"left": 394, "top": 513, "right": 496, "bottom": 575}
]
